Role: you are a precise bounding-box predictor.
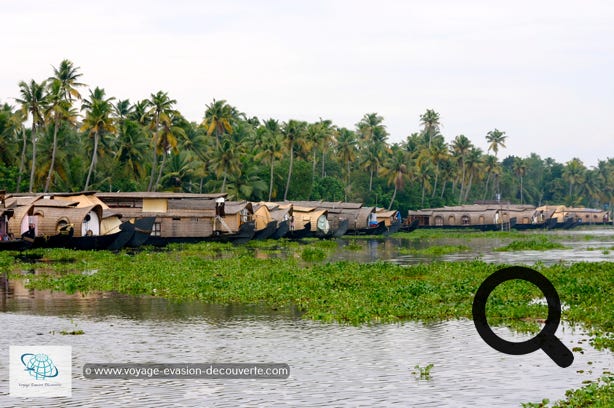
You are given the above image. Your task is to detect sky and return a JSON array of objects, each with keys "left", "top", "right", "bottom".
[{"left": 1, "top": 0, "right": 613, "bottom": 167}]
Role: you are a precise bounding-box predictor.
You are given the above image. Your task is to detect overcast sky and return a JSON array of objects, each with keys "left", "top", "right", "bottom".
[{"left": 2, "top": 0, "right": 613, "bottom": 166}]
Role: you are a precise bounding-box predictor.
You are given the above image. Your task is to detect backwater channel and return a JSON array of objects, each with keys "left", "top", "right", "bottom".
[{"left": 1, "top": 227, "right": 613, "bottom": 407}]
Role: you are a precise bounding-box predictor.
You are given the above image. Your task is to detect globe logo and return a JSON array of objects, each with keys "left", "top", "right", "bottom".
[{"left": 21, "top": 353, "right": 60, "bottom": 380}]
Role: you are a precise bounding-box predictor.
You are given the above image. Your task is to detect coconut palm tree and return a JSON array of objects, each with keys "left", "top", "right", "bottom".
[
  {"left": 562, "top": 158, "right": 586, "bottom": 204},
  {"left": 201, "top": 99, "right": 240, "bottom": 147},
  {"left": 451, "top": 135, "right": 472, "bottom": 203},
  {"left": 81, "top": 87, "right": 116, "bottom": 190},
  {"left": 43, "top": 80, "right": 79, "bottom": 192},
  {"left": 282, "top": 119, "right": 307, "bottom": 201},
  {"left": 209, "top": 136, "right": 244, "bottom": 192},
  {"left": 485, "top": 129, "right": 507, "bottom": 157},
  {"left": 380, "top": 146, "right": 409, "bottom": 209},
  {"left": 49, "top": 59, "right": 85, "bottom": 101},
  {"left": 463, "top": 148, "right": 484, "bottom": 202},
  {"left": 153, "top": 112, "right": 187, "bottom": 191},
  {"left": 336, "top": 127, "right": 358, "bottom": 200},
  {"left": 143, "top": 91, "right": 177, "bottom": 191},
  {"left": 255, "top": 119, "right": 283, "bottom": 201},
  {"left": 513, "top": 157, "right": 528, "bottom": 204},
  {"left": 16, "top": 79, "right": 47, "bottom": 192},
  {"left": 481, "top": 155, "right": 499, "bottom": 200},
  {"left": 419, "top": 109, "right": 441, "bottom": 149}
]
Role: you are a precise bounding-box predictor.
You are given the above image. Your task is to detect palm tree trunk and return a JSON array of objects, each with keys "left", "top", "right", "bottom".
[
  {"left": 147, "top": 128, "right": 159, "bottom": 192},
  {"left": 44, "top": 118, "right": 60, "bottom": 193},
  {"left": 154, "top": 152, "right": 167, "bottom": 192},
  {"left": 221, "top": 172, "right": 227, "bottom": 193},
  {"left": 369, "top": 168, "right": 374, "bottom": 191},
  {"left": 440, "top": 180, "right": 446, "bottom": 199},
  {"left": 464, "top": 172, "right": 474, "bottom": 202},
  {"left": 431, "top": 170, "right": 439, "bottom": 198},
  {"left": 268, "top": 155, "right": 275, "bottom": 201},
  {"left": 321, "top": 149, "right": 325, "bottom": 177},
  {"left": 199, "top": 177, "right": 204, "bottom": 193},
  {"left": 482, "top": 173, "right": 491, "bottom": 200},
  {"left": 84, "top": 131, "right": 99, "bottom": 190},
  {"left": 458, "top": 162, "right": 466, "bottom": 204},
  {"left": 389, "top": 185, "right": 397, "bottom": 210},
  {"left": 16, "top": 128, "right": 27, "bottom": 193},
  {"left": 283, "top": 142, "right": 294, "bottom": 201},
  {"left": 29, "top": 125, "right": 37, "bottom": 192},
  {"left": 421, "top": 182, "right": 426, "bottom": 207}
]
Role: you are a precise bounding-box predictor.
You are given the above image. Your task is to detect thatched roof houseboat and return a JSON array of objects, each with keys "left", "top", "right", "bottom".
[
  {"left": 97, "top": 192, "right": 254, "bottom": 244},
  {"left": 258, "top": 202, "right": 292, "bottom": 239},
  {"left": 3, "top": 192, "right": 133, "bottom": 249}
]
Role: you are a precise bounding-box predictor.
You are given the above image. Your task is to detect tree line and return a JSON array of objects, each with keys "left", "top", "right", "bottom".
[{"left": 1, "top": 59, "right": 613, "bottom": 216}]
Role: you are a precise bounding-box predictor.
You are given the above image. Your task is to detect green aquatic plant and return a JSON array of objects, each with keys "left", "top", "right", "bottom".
[
  {"left": 301, "top": 247, "right": 327, "bottom": 262},
  {"left": 398, "top": 245, "right": 469, "bottom": 256},
  {"left": 411, "top": 363, "right": 434, "bottom": 380},
  {"left": 495, "top": 237, "right": 566, "bottom": 251}
]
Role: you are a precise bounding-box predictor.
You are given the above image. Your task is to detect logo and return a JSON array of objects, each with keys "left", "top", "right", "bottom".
[
  {"left": 472, "top": 266, "right": 573, "bottom": 368},
  {"left": 21, "top": 353, "right": 60, "bottom": 380},
  {"left": 9, "top": 346, "right": 72, "bottom": 397}
]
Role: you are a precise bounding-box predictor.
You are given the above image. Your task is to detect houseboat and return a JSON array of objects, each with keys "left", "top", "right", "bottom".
[
  {"left": 407, "top": 203, "right": 531, "bottom": 231},
  {"left": 97, "top": 192, "right": 255, "bottom": 245}
]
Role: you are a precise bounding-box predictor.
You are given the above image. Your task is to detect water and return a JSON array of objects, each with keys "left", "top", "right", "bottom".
[
  {"left": 1, "top": 227, "right": 612, "bottom": 407},
  {"left": 0, "top": 289, "right": 611, "bottom": 407}
]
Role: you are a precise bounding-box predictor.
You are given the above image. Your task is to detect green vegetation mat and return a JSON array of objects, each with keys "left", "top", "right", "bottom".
[{"left": 2, "top": 244, "right": 612, "bottom": 407}]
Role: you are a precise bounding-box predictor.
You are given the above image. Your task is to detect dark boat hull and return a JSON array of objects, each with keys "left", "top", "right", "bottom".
[
  {"left": 254, "top": 220, "right": 277, "bottom": 240},
  {"left": 286, "top": 222, "right": 312, "bottom": 239},
  {"left": 0, "top": 239, "right": 32, "bottom": 251},
  {"left": 400, "top": 218, "right": 419, "bottom": 232},
  {"left": 29, "top": 230, "right": 124, "bottom": 250},
  {"left": 347, "top": 221, "right": 388, "bottom": 236},
  {"left": 127, "top": 217, "right": 156, "bottom": 247},
  {"left": 385, "top": 219, "right": 402, "bottom": 235},
  {"left": 271, "top": 220, "right": 289, "bottom": 239},
  {"left": 332, "top": 218, "right": 349, "bottom": 238}
]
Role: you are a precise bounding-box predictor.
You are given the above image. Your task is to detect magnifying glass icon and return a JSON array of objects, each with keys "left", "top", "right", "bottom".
[{"left": 472, "top": 266, "right": 574, "bottom": 368}]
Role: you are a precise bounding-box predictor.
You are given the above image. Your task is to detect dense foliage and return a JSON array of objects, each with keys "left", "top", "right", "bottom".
[{"left": 1, "top": 60, "right": 613, "bottom": 216}]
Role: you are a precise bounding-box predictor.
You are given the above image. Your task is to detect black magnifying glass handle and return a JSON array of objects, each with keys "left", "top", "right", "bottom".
[{"left": 541, "top": 335, "right": 574, "bottom": 368}]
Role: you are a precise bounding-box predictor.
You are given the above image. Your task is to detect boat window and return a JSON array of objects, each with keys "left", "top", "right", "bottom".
[
  {"left": 461, "top": 215, "right": 470, "bottom": 225},
  {"left": 151, "top": 222, "right": 161, "bottom": 236}
]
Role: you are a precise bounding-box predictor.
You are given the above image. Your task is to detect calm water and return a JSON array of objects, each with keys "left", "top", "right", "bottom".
[
  {"left": 0, "top": 288, "right": 612, "bottom": 408},
  {"left": 1, "top": 227, "right": 613, "bottom": 407}
]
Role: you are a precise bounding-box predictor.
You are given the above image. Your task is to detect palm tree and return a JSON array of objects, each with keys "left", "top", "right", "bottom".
[
  {"left": 318, "top": 119, "right": 335, "bottom": 177},
  {"left": 255, "top": 119, "right": 283, "bottom": 201},
  {"left": 49, "top": 59, "right": 85, "bottom": 101},
  {"left": 43, "top": 80, "right": 79, "bottom": 192},
  {"left": 563, "top": 158, "right": 586, "bottom": 204},
  {"left": 419, "top": 109, "right": 441, "bottom": 149},
  {"left": 451, "top": 135, "right": 472, "bottom": 203},
  {"left": 336, "top": 127, "right": 357, "bottom": 200},
  {"left": 463, "top": 148, "right": 484, "bottom": 202},
  {"left": 209, "top": 136, "right": 243, "bottom": 192},
  {"left": 429, "top": 138, "right": 448, "bottom": 198},
  {"left": 143, "top": 91, "right": 177, "bottom": 191},
  {"left": 201, "top": 99, "right": 239, "bottom": 147},
  {"left": 81, "top": 87, "right": 116, "bottom": 190},
  {"left": 16, "top": 79, "right": 47, "bottom": 192},
  {"left": 380, "top": 147, "right": 408, "bottom": 209},
  {"left": 153, "top": 112, "right": 187, "bottom": 191},
  {"left": 481, "top": 155, "right": 499, "bottom": 200},
  {"left": 360, "top": 143, "right": 382, "bottom": 192},
  {"left": 513, "top": 157, "right": 528, "bottom": 204},
  {"left": 114, "top": 119, "right": 149, "bottom": 186},
  {"left": 485, "top": 129, "right": 507, "bottom": 157},
  {"left": 282, "top": 119, "right": 307, "bottom": 201}
]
